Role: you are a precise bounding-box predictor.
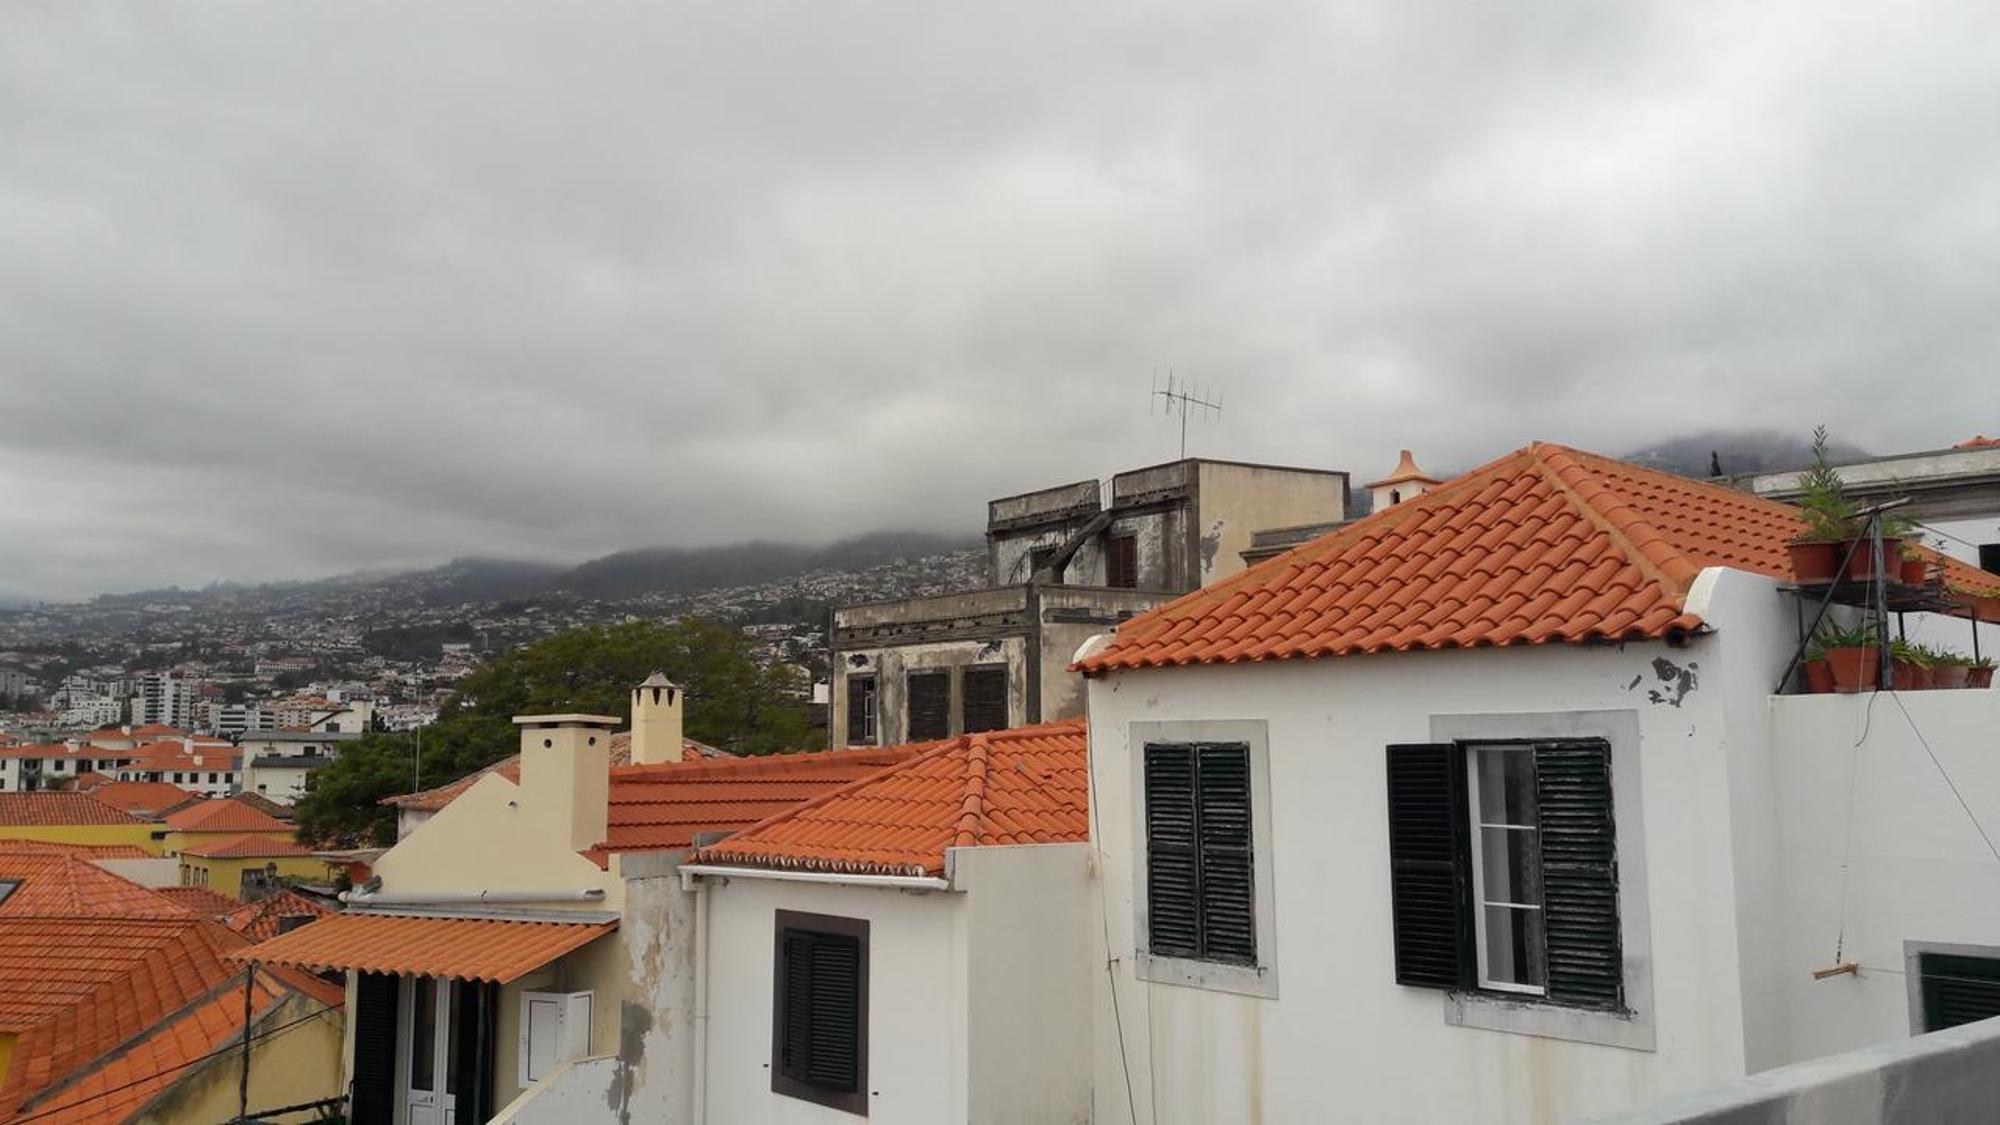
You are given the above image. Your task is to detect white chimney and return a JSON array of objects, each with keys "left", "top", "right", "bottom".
[
  {"left": 514, "top": 713, "right": 621, "bottom": 852},
  {"left": 629, "top": 672, "right": 686, "bottom": 766}
]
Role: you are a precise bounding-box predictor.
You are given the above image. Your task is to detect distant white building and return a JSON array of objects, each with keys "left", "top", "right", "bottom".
[
  {"left": 207, "top": 703, "right": 276, "bottom": 736},
  {"left": 238, "top": 729, "right": 364, "bottom": 804},
  {"left": 57, "top": 696, "right": 123, "bottom": 730},
  {"left": 131, "top": 672, "right": 199, "bottom": 729}
]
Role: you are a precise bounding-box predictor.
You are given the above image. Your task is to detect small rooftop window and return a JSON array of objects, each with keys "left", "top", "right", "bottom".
[{"left": 0, "top": 880, "right": 18, "bottom": 906}]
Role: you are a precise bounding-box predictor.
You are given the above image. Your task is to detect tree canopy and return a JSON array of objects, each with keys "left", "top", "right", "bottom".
[{"left": 292, "top": 617, "right": 817, "bottom": 846}]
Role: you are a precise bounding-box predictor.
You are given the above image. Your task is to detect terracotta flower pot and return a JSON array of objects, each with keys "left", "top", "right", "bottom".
[
  {"left": 1900, "top": 556, "right": 1930, "bottom": 586},
  {"left": 1934, "top": 663, "right": 1971, "bottom": 689},
  {"left": 1803, "top": 659, "right": 1834, "bottom": 694},
  {"left": 1892, "top": 660, "right": 1931, "bottom": 691},
  {"left": 1844, "top": 537, "right": 1904, "bottom": 582},
  {"left": 1971, "top": 667, "right": 1995, "bottom": 689},
  {"left": 1787, "top": 541, "right": 1842, "bottom": 583},
  {"left": 1825, "top": 645, "right": 1880, "bottom": 694}
]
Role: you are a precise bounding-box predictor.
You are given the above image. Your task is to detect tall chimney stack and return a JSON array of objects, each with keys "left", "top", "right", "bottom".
[
  {"left": 629, "top": 672, "right": 686, "bottom": 766},
  {"left": 514, "top": 713, "right": 621, "bottom": 852}
]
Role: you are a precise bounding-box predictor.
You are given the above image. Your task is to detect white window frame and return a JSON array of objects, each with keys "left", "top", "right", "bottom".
[
  {"left": 1465, "top": 743, "right": 1547, "bottom": 998},
  {"left": 1430, "top": 709, "right": 1655, "bottom": 1052},
  {"left": 1128, "top": 719, "right": 1280, "bottom": 999}
]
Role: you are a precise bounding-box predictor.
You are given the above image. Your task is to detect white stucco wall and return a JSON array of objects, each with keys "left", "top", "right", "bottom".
[
  {"left": 1085, "top": 635, "right": 1752, "bottom": 1125},
  {"left": 1766, "top": 688, "right": 2000, "bottom": 1062},
  {"left": 956, "top": 843, "right": 1095, "bottom": 1125},
  {"left": 704, "top": 876, "right": 968, "bottom": 1125}
]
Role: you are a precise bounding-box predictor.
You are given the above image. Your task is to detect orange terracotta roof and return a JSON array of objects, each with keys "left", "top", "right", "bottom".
[
  {"left": 692, "top": 720, "right": 1089, "bottom": 878},
  {"left": 81, "top": 780, "right": 195, "bottom": 818},
  {"left": 1955, "top": 435, "right": 2000, "bottom": 448},
  {"left": 1079, "top": 442, "right": 2000, "bottom": 674},
  {"left": 127, "top": 740, "right": 237, "bottom": 773},
  {"left": 382, "top": 733, "right": 729, "bottom": 812},
  {"left": 235, "top": 911, "right": 615, "bottom": 983},
  {"left": 230, "top": 791, "right": 295, "bottom": 822},
  {"left": 161, "top": 798, "right": 290, "bottom": 834},
  {"left": 0, "top": 916, "right": 254, "bottom": 1119},
  {"left": 178, "top": 833, "right": 316, "bottom": 859},
  {"left": 223, "top": 890, "right": 333, "bottom": 943},
  {"left": 0, "top": 852, "right": 185, "bottom": 918},
  {"left": 0, "top": 793, "right": 146, "bottom": 828},
  {"left": 593, "top": 745, "right": 927, "bottom": 858},
  {"left": 153, "top": 886, "right": 241, "bottom": 918},
  {"left": 5, "top": 969, "right": 296, "bottom": 1125},
  {"left": 0, "top": 841, "right": 152, "bottom": 860}
]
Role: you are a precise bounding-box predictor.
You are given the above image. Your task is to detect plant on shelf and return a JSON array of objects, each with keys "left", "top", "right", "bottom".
[
  {"left": 1932, "top": 648, "right": 1972, "bottom": 690},
  {"left": 1816, "top": 619, "right": 1880, "bottom": 694},
  {"left": 1890, "top": 639, "right": 1933, "bottom": 691},
  {"left": 1971, "top": 656, "right": 1996, "bottom": 690},
  {"left": 1800, "top": 638, "right": 1834, "bottom": 694},
  {"left": 1787, "top": 426, "right": 1858, "bottom": 583}
]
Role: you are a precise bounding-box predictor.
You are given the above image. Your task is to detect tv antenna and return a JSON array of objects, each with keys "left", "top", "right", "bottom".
[{"left": 1150, "top": 371, "right": 1222, "bottom": 459}]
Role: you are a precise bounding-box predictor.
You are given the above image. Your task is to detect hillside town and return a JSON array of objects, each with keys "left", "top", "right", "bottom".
[{"left": 2, "top": 436, "right": 1998, "bottom": 1123}]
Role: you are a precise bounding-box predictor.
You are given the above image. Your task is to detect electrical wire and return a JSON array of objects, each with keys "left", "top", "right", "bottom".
[
  {"left": 7, "top": 996, "right": 340, "bottom": 1125},
  {"left": 1831, "top": 685, "right": 1881, "bottom": 966},
  {"left": 1888, "top": 691, "right": 2000, "bottom": 866},
  {"left": 1082, "top": 719, "right": 1142, "bottom": 1125}
]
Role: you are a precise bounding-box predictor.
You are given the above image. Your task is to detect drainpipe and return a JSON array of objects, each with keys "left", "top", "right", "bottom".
[{"left": 692, "top": 876, "right": 711, "bottom": 1125}]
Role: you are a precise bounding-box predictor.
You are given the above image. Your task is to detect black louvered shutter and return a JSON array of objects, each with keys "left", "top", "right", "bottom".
[
  {"left": 1197, "top": 744, "right": 1257, "bottom": 963},
  {"left": 962, "top": 666, "right": 1008, "bottom": 733},
  {"left": 350, "top": 972, "right": 400, "bottom": 1125},
  {"left": 1144, "top": 744, "right": 1201, "bottom": 958},
  {"left": 779, "top": 927, "right": 864, "bottom": 1095},
  {"left": 1144, "top": 742, "right": 1256, "bottom": 964},
  {"left": 1919, "top": 953, "right": 2000, "bottom": 1031},
  {"left": 1106, "top": 535, "right": 1139, "bottom": 588},
  {"left": 1534, "top": 741, "right": 1623, "bottom": 1009},
  {"left": 1386, "top": 743, "right": 1473, "bottom": 990},
  {"left": 907, "top": 671, "right": 950, "bottom": 740}
]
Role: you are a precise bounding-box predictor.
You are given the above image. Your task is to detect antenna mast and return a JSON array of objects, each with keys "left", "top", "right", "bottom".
[{"left": 1150, "top": 372, "right": 1223, "bottom": 459}]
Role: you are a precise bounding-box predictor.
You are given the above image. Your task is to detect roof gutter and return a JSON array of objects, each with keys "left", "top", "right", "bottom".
[
  {"left": 677, "top": 863, "right": 951, "bottom": 893},
  {"left": 339, "top": 888, "right": 607, "bottom": 906}
]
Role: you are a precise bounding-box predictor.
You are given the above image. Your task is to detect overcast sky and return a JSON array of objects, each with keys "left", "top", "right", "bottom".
[{"left": 3, "top": 2, "right": 1997, "bottom": 600}]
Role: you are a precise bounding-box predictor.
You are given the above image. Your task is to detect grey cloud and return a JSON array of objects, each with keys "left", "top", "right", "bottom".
[{"left": 2, "top": 0, "right": 1997, "bottom": 598}]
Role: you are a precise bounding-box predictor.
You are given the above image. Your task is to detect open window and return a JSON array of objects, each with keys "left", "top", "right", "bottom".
[
  {"left": 772, "top": 911, "right": 868, "bottom": 1115},
  {"left": 845, "top": 674, "right": 878, "bottom": 745},
  {"left": 1387, "top": 740, "right": 1623, "bottom": 1010}
]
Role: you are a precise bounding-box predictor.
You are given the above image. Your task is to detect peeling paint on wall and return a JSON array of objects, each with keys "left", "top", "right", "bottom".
[{"left": 1643, "top": 658, "right": 1699, "bottom": 707}]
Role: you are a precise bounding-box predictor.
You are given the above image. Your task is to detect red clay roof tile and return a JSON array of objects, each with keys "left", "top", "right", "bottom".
[
  {"left": 690, "top": 720, "right": 1088, "bottom": 878},
  {"left": 1079, "top": 442, "right": 2000, "bottom": 674},
  {"left": 161, "top": 798, "right": 290, "bottom": 834},
  {"left": 235, "top": 912, "right": 613, "bottom": 984},
  {"left": 0, "top": 794, "right": 146, "bottom": 828}
]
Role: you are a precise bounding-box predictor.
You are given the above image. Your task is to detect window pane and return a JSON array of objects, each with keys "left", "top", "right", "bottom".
[
  {"left": 410, "top": 977, "right": 437, "bottom": 1091},
  {"left": 1474, "top": 747, "right": 1537, "bottom": 826},
  {"left": 1482, "top": 905, "right": 1547, "bottom": 990},
  {"left": 1479, "top": 826, "right": 1541, "bottom": 907}
]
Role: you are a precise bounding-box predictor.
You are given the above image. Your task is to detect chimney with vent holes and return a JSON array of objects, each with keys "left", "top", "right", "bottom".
[
  {"left": 514, "top": 713, "right": 620, "bottom": 851},
  {"left": 629, "top": 672, "right": 686, "bottom": 766}
]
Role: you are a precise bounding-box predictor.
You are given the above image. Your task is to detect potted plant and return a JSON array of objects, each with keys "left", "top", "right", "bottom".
[
  {"left": 1845, "top": 509, "right": 1909, "bottom": 584},
  {"left": 1898, "top": 540, "right": 1931, "bottom": 587},
  {"left": 1787, "top": 426, "right": 1857, "bottom": 584},
  {"left": 1801, "top": 640, "right": 1834, "bottom": 694},
  {"left": 1819, "top": 621, "right": 1880, "bottom": 694},
  {"left": 1971, "top": 657, "right": 1996, "bottom": 689},
  {"left": 1890, "top": 639, "right": 1932, "bottom": 691},
  {"left": 1933, "top": 650, "right": 1972, "bottom": 690}
]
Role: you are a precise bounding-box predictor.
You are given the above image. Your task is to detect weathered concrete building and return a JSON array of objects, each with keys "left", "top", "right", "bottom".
[{"left": 829, "top": 458, "right": 1348, "bottom": 747}]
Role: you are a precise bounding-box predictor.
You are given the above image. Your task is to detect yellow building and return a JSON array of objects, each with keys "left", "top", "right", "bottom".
[
  {"left": 178, "top": 834, "right": 327, "bottom": 901},
  {"left": 0, "top": 791, "right": 163, "bottom": 854}
]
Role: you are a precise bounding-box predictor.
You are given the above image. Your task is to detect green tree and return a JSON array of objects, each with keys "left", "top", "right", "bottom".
[{"left": 293, "top": 618, "right": 816, "bottom": 846}]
